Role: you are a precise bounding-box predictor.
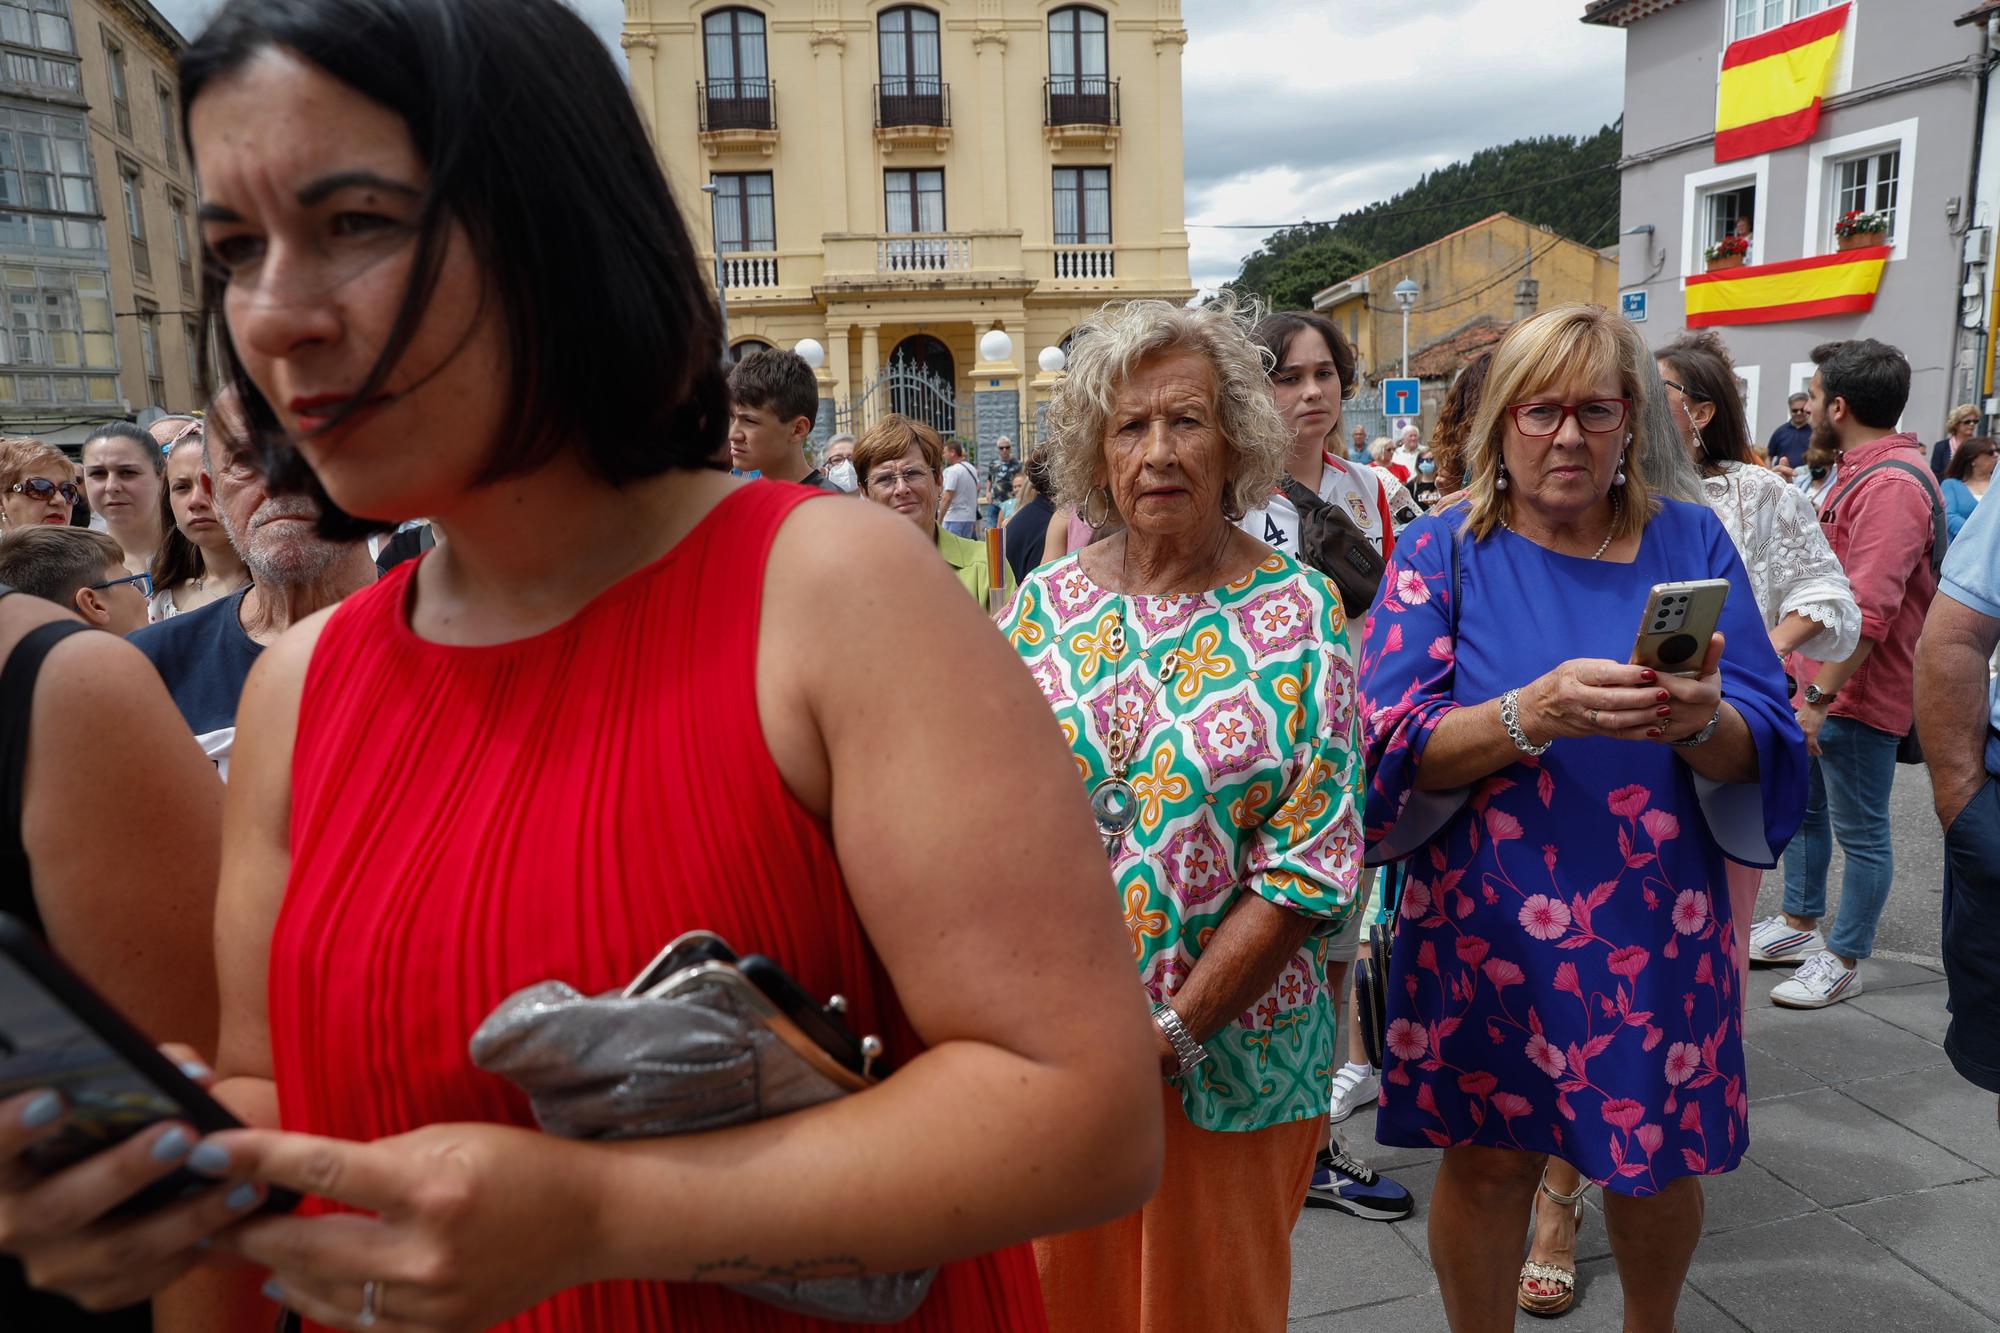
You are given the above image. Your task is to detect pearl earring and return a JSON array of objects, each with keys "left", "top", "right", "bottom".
[
  {"left": 1615, "top": 452, "right": 1628, "bottom": 486},
  {"left": 1496, "top": 463, "right": 1510, "bottom": 492}
]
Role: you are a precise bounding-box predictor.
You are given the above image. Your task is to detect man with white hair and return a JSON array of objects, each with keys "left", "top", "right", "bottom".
[
  {"left": 129, "top": 395, "right": 375, "bottom": 776},
  {"left": 1389, "top": 424, "right": 1422, "bottom": 479}
]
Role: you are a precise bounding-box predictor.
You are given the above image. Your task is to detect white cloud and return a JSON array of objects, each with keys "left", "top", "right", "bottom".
[{"left": 1180, "top": 0, "right": 1626, "bottom": 295}]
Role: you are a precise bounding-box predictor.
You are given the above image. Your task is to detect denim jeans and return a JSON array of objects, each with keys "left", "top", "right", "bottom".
[
  {"left": 944, "top": 519, "right": 976, "bottom": 539},
  {"left": 1944, "top": 776, "right": 2000, "bottom": 1093},
  {"left": 1781, "top": 715, "right": 1901, "bottom": 960}
]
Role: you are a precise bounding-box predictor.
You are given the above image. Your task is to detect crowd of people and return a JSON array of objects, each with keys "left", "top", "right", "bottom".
[{"left": 0, "top": 1, "right": 1991, "bottom": 1332}]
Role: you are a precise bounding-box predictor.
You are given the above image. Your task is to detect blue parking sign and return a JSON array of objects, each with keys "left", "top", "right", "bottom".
[
  {"left": 1620, "top": 290, "right": 1647, "bottom": 322},
  {"left": 1382, "top": 377, "right": 1420, "bottom": 417}
]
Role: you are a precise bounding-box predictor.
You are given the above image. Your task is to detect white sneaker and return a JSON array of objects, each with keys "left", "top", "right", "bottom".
[
  {"left": 1770, "top": 950, "right": 1864, "bottom": 1009},
  {"left": 1748, "top": 915, "right": 1826, "bottom": 966},
  {"left": 1328, "top": 1063, "right": 1381, "bottom": 1124}
]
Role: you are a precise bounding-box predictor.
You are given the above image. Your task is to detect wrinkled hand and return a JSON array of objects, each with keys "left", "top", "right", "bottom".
[
  {"left": 205, "top": 1121, "right": 595, "bottom": 1333},
  {"left": 1519, "top": 658, "right": 1673, "bottom": 743},
  {"left": 1647, "top": 633, "right": 1726, "bottom": 745},
  {"left": 0, "top": 1083, "right": 267, "bottom": 1314}
]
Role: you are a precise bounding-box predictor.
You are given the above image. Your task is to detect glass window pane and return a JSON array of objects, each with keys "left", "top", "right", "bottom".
[
  {"left": 18, "top": 133, "right": 46, "bottom": 172},
  {"left": 28, "top": 214, "right": 51, "bottom": 245},
  {"left": 736, "top": 12, "right": 766, "bottom": 82},
  {"left": 1053, "top": 170, "right": 1078, "bottom": 244},
  {"left": 82, "top": 330, "right": 112, "bottom": 364},
  {"left": 53, "top": 372, "right": 81, "bottom": 400},
  {"left": 36, "top": 11, "right": 68, "bottom": 52},
  {"left": 53, "top": 136, "right": 81, "bottom": 174},
  {"left": 22, "top": 173, "right": 49, "bottom": 208},
  {"left": 885, "top": 171, "right": 912, "bottom": 233},
  {"left": 47, "top": 328, "right": 74, "bottom": 364},
  {"left": 87, "top": 374, "right": 114, "bottom": 401},
  {"left": 18, "top": 373, "right": 47, "bottom": 400},
  {"left": 0, "top": 375, "right": 15, "bottom": 401}
]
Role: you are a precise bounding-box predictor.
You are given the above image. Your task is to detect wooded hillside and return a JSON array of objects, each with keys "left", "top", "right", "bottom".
[{"left": 1223, "top": 122, "right": 1622, "bottom": 310}]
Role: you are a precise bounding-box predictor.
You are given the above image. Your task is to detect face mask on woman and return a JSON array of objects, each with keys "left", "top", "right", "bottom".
[
  {"left": 825, "top": 460, "right": 858, "bottom": 493},
  {"left": 1418, "top": 459, "right": 1436, "bottom": 475}
]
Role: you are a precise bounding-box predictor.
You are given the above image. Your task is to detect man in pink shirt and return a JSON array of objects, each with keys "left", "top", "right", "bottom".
[{"left": 1750, "top": 338, "right": 1944, "bottom": 1008}]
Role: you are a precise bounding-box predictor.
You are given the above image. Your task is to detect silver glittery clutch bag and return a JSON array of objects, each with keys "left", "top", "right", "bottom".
[{"left": 467, "top": 931, "right": 935, "bottom": 1324}]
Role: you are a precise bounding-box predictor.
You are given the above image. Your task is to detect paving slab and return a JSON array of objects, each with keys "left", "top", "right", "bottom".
[
  {"left": 1740, "top": 1036, "right": 1825, "bottom": 1102},
  {"left": 1285, "top": 1263, "right": 1746, "bottom": 1331},
  {"left": 1840, "top": 1179, "right": 2000, "bottom": 1321},
  {"left": 1841, "top": 1063, "right": 2000, "bottom": 1174},
  {"left": 1693, "top": 1154, "right": 1817, "bottom": 1236},
  {"left": 1848, "top": 978, "right": 1954, "bottom": 1045},
  {"left": 1289, "top": 1182, "right": 1435, "bottom": 1318},
  {"left": 1740, "top": 1088, "right": 1983, "bottom": 1207},
  {"left": 1687, "top": 1210, "right": 2000, "bottom": 1332},
  {"left": 1741, "top": 992, "right": 1948, "bottom": 1084}
]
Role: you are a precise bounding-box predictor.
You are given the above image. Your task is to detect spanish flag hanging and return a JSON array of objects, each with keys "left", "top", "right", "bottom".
[
  {"left": 1685, "top": 245, "right": 1889, "bottom": 328},
  {"left": 1715, "top": 3, "right": 1851, "bottom": 163}
]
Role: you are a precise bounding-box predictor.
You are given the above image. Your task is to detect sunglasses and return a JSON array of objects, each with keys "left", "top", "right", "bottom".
[
  {"left": 9, "top": 477, "right": 81, "bottom": 505},
  {"left": 88, "top": 570, "right": 153, "bottom": 598}
]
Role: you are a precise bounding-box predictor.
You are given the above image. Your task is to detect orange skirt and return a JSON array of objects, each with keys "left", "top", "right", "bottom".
[{"left": 1033, "top": 1082, "right": 1322, "bottom": 1333}]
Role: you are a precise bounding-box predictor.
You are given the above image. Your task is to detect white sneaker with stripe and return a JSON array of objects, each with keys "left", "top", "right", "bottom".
[
  {"left": 1748, "top": 915, "right": 1825, "bottom": 966},
  {"left": 1769, "top": 950, "right": 1864, "bottom": 1009}
]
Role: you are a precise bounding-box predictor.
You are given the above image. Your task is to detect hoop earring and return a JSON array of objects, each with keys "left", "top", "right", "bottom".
[
  {"left": 1082, "top": 485, "right": 1112, "bottom": 530},
  {"left": 1496, "top": 462, "right": 1510, "bottom": 492}
]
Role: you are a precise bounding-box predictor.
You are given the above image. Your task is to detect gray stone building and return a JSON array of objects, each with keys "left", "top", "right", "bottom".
[{"left": 1584, "top": 0, "right": 1993, "bottom": 446}]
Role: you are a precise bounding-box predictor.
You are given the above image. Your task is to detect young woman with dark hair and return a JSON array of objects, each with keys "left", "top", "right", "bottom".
[
  {"left": 80, "top": 422, "right": 166, "bottom": 579},
  {"left": 148, "top": 420, "right": 249, "bottom": 621},
  {"left": 0, "top": 1, "right": 1161, "bottom": 1329}
]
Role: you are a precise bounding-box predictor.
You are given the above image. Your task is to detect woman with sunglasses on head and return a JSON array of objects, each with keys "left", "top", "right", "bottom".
[
  {"left": 147, "top": 417, "right": 250, "bottom": 621},
  {"left": 1360, "top": 306, "right": 1806, "bottom": 1333},
  {"left": 0, "top": 1, "right": 1160, "bottom": 1329},
  {"left": 0, "top": 436, "right": 83, "bottom": 530},
  {"left": 81, "top": 422, "right": 168, "bottom": 580}
]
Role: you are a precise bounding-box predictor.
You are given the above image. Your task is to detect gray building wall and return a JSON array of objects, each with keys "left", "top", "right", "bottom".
[{"left": 1610, "top": 0, "right": 1986, "bottom": 444}]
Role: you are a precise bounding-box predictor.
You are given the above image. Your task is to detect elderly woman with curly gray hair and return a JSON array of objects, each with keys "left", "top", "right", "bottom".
[{"left": 1001, "top": 300, "right": 1364, "bottom": 1332}]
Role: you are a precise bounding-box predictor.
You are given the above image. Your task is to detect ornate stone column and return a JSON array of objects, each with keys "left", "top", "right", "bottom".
[{"left": 619, "top": 31, "right": 658, "bottom": 132}]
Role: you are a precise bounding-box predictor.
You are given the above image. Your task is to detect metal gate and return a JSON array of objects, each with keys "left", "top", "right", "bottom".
[{"left": 836, "top": 356, "right": 971, "bottom": 442}]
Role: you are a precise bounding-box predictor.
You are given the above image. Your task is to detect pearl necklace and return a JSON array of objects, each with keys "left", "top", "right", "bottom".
[{"left": 1501, "top": 492, "right": 1621, "bottom": 560}]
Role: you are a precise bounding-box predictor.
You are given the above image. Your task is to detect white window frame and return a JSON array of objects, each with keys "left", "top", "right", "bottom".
[
  {"left": 1680, "top": 155, "right": 1770, "bottom": 284},
  {"left": 1735, "top": 364, "right": 1762, "bottom": 444},
  {"left": 1787, "top": 360, "right": 1817, "bottom": 401},
  {"left": 1801, "top": 116, "right": 1917, "bottom": 262}
]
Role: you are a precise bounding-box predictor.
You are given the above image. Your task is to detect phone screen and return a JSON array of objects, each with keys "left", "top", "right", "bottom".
[{"left": 0, "top": 953, "right": 182, "bottom": 1176}]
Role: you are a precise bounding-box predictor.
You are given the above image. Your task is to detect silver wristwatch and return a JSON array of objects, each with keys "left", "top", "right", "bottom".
[
  {"left": 1152, "top": 1005, "right": 1209, "bottom": 1080},
  {"left": 1500, "top": 688, "right": 1552, "bottom": 756}
]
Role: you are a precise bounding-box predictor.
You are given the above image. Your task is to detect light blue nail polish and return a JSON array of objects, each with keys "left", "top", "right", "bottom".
[
  {"left": 188, "top": 1143, "right": 230, "bottom": 1175},
  {"left": 261, "top": 1279, "right": 285, "bottom": 1303},
  {"left": 226, "top": 1183, "right": 258, "bottom": 1211},
  {"left": 19, "top": 1091, "right": 61, "bottom": 1129},
  {"left": 151, "top": 1126, "right": 192, "bottom": 1162}
]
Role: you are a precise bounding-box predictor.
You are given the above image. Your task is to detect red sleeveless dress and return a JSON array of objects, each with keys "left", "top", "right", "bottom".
[{"left": 269, "top": 483, "right": 1049, "bottom": 1332}]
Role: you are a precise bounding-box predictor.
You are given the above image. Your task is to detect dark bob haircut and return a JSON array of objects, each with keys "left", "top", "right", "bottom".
[
  {"left": 1250, "top": 311, "right": 1359, "bottom": 402},
  {"left": 180, "top": 0, "right": 728, "bottom": 541}
]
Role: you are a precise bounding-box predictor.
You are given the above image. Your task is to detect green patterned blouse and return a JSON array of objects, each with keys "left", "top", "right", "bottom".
[{"left": 1001, "top": 549, "right": 1364, "bottom": 1132}]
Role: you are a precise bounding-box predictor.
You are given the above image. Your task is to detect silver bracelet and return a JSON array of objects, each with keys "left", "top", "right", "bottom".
[
  {"left": 1500, "top": 688, "right": 1552, "bottom": 756},
  {"left": 1152, "top": 1005, "right": 1209, "bottom": 1080},
  {"left": 1672, "top": 703, "right": 1723, "bottom": 748}
]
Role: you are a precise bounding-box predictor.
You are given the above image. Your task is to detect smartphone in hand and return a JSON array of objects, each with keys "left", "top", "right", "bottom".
[{"left": 1631, "top": 579, "right": 1730, "bottom": 678}]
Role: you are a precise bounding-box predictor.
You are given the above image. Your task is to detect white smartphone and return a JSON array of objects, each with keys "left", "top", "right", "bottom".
[{"left": 1631, "top": 579, "right": 1730, "bottom": 677}]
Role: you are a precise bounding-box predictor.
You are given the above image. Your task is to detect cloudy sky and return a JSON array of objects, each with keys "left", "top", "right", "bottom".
[{"left": 151, "top": 0, "right": 1624, "bottom": 295}]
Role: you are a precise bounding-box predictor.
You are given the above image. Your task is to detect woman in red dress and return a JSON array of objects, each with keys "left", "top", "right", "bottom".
[{"left": 0, "top": 0, "right": 1162, "bottom": 1328}]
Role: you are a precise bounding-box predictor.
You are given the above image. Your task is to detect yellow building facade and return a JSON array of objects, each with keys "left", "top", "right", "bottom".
[
  {"left": 622, "top": 0, "right": 1194, "bottom": 441},
  {"left": 1311, "top": 213, "right": 1620, "bottom": 384}
]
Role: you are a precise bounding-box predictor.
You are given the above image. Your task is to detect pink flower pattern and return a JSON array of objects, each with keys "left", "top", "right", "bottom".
[{"left": 1356, "top": 508, "right": 1806, "bottom": 1196}]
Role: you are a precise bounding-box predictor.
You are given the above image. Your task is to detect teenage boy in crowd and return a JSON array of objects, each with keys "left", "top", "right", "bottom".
[{"left": 726, "top": 348, "right": 841, "bottom": 491}]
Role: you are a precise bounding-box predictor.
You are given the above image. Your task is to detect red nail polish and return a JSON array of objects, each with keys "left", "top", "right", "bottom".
[
  {"left": 1657, "top": 690, "right": 1671, "bottom": 703},
  {"left": 1657, "top": 705, "right": 1672, "bottom": 717},
  {"left": 1647, "top": 727, "right": 1663, "bottom": 737},
  {"left": 1640, "top": 669, "right": 1658, "bottom": 682}
]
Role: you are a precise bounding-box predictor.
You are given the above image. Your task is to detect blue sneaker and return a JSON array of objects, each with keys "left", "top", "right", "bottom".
[{"left": 1303, "top": 1136, "right": 1413, "bottom": 1221}]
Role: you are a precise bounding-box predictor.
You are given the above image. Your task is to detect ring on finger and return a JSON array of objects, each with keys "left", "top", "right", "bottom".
[
  {"left": 1587, "top": 707, "right": 1599, "bottom": 726},
  {"left": 358, "top": 1279, "right": 382, "bottom": 1328}
]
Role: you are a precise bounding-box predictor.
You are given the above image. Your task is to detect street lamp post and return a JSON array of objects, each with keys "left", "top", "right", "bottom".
[
  {"left": 1393, "top": 277, "right": 1420, "bottom": 379},
  {"left": 700, "top": 182, "right": 731, "bottom": 356}
]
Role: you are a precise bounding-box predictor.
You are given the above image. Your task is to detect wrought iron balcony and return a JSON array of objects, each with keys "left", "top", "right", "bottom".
[
  {"left": 1044, "top": 76, "right": 1118, "bottom": 127},
  {"left": 698, "top": 78, "right": 776, "bottom": 133},
  {"left": 875, "top": 78, "right": 950, "bottom": 130}
]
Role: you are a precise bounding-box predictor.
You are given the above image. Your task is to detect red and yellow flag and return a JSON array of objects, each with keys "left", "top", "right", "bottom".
[
  {"left": 1715, "top": 3, "right": 1851, "bottom": 163},
  {"left": 1685, "top": 245, "right": 1889, "bottom": 328}
]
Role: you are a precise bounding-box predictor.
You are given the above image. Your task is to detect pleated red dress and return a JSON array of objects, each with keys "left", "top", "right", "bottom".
[{"left": 268, "top": 482, "right": 1049, "bottom": 1332}]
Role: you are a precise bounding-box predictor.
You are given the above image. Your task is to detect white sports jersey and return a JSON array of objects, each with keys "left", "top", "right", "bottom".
[{"left": 1237, "top": 454, "right": 1393, "bottom": 561}]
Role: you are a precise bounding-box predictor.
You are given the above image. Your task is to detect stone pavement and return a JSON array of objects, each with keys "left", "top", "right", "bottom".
[{"left": 1289, "top": 958, "right": 2000, "bottom": 1331}]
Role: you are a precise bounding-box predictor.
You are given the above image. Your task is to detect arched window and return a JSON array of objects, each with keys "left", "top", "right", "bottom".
[
  {"left": 703, "top": 8, "right": 767, "bottom": 97},
  {"left": 878, "top": 7, "right": 940, "bottom": 98},
  {"left": 1048, "top": 7, "right": 1106, "bottom": 88},
  {"left": 729, "top": 337, "right": 773, "bottom": 363}
]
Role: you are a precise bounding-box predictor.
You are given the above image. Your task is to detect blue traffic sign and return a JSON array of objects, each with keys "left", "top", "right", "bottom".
[
  {"left": 1382, "top": 377, "right": 1421, "bottom": 417},
  {"left": 1620, "top": 290, "right": 1648, "bottom": 322}
]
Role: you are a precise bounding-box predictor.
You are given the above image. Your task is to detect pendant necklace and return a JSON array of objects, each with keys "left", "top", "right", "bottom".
[{"left": 1089, "top": 531, "right": 1227, "bottom": 855}]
